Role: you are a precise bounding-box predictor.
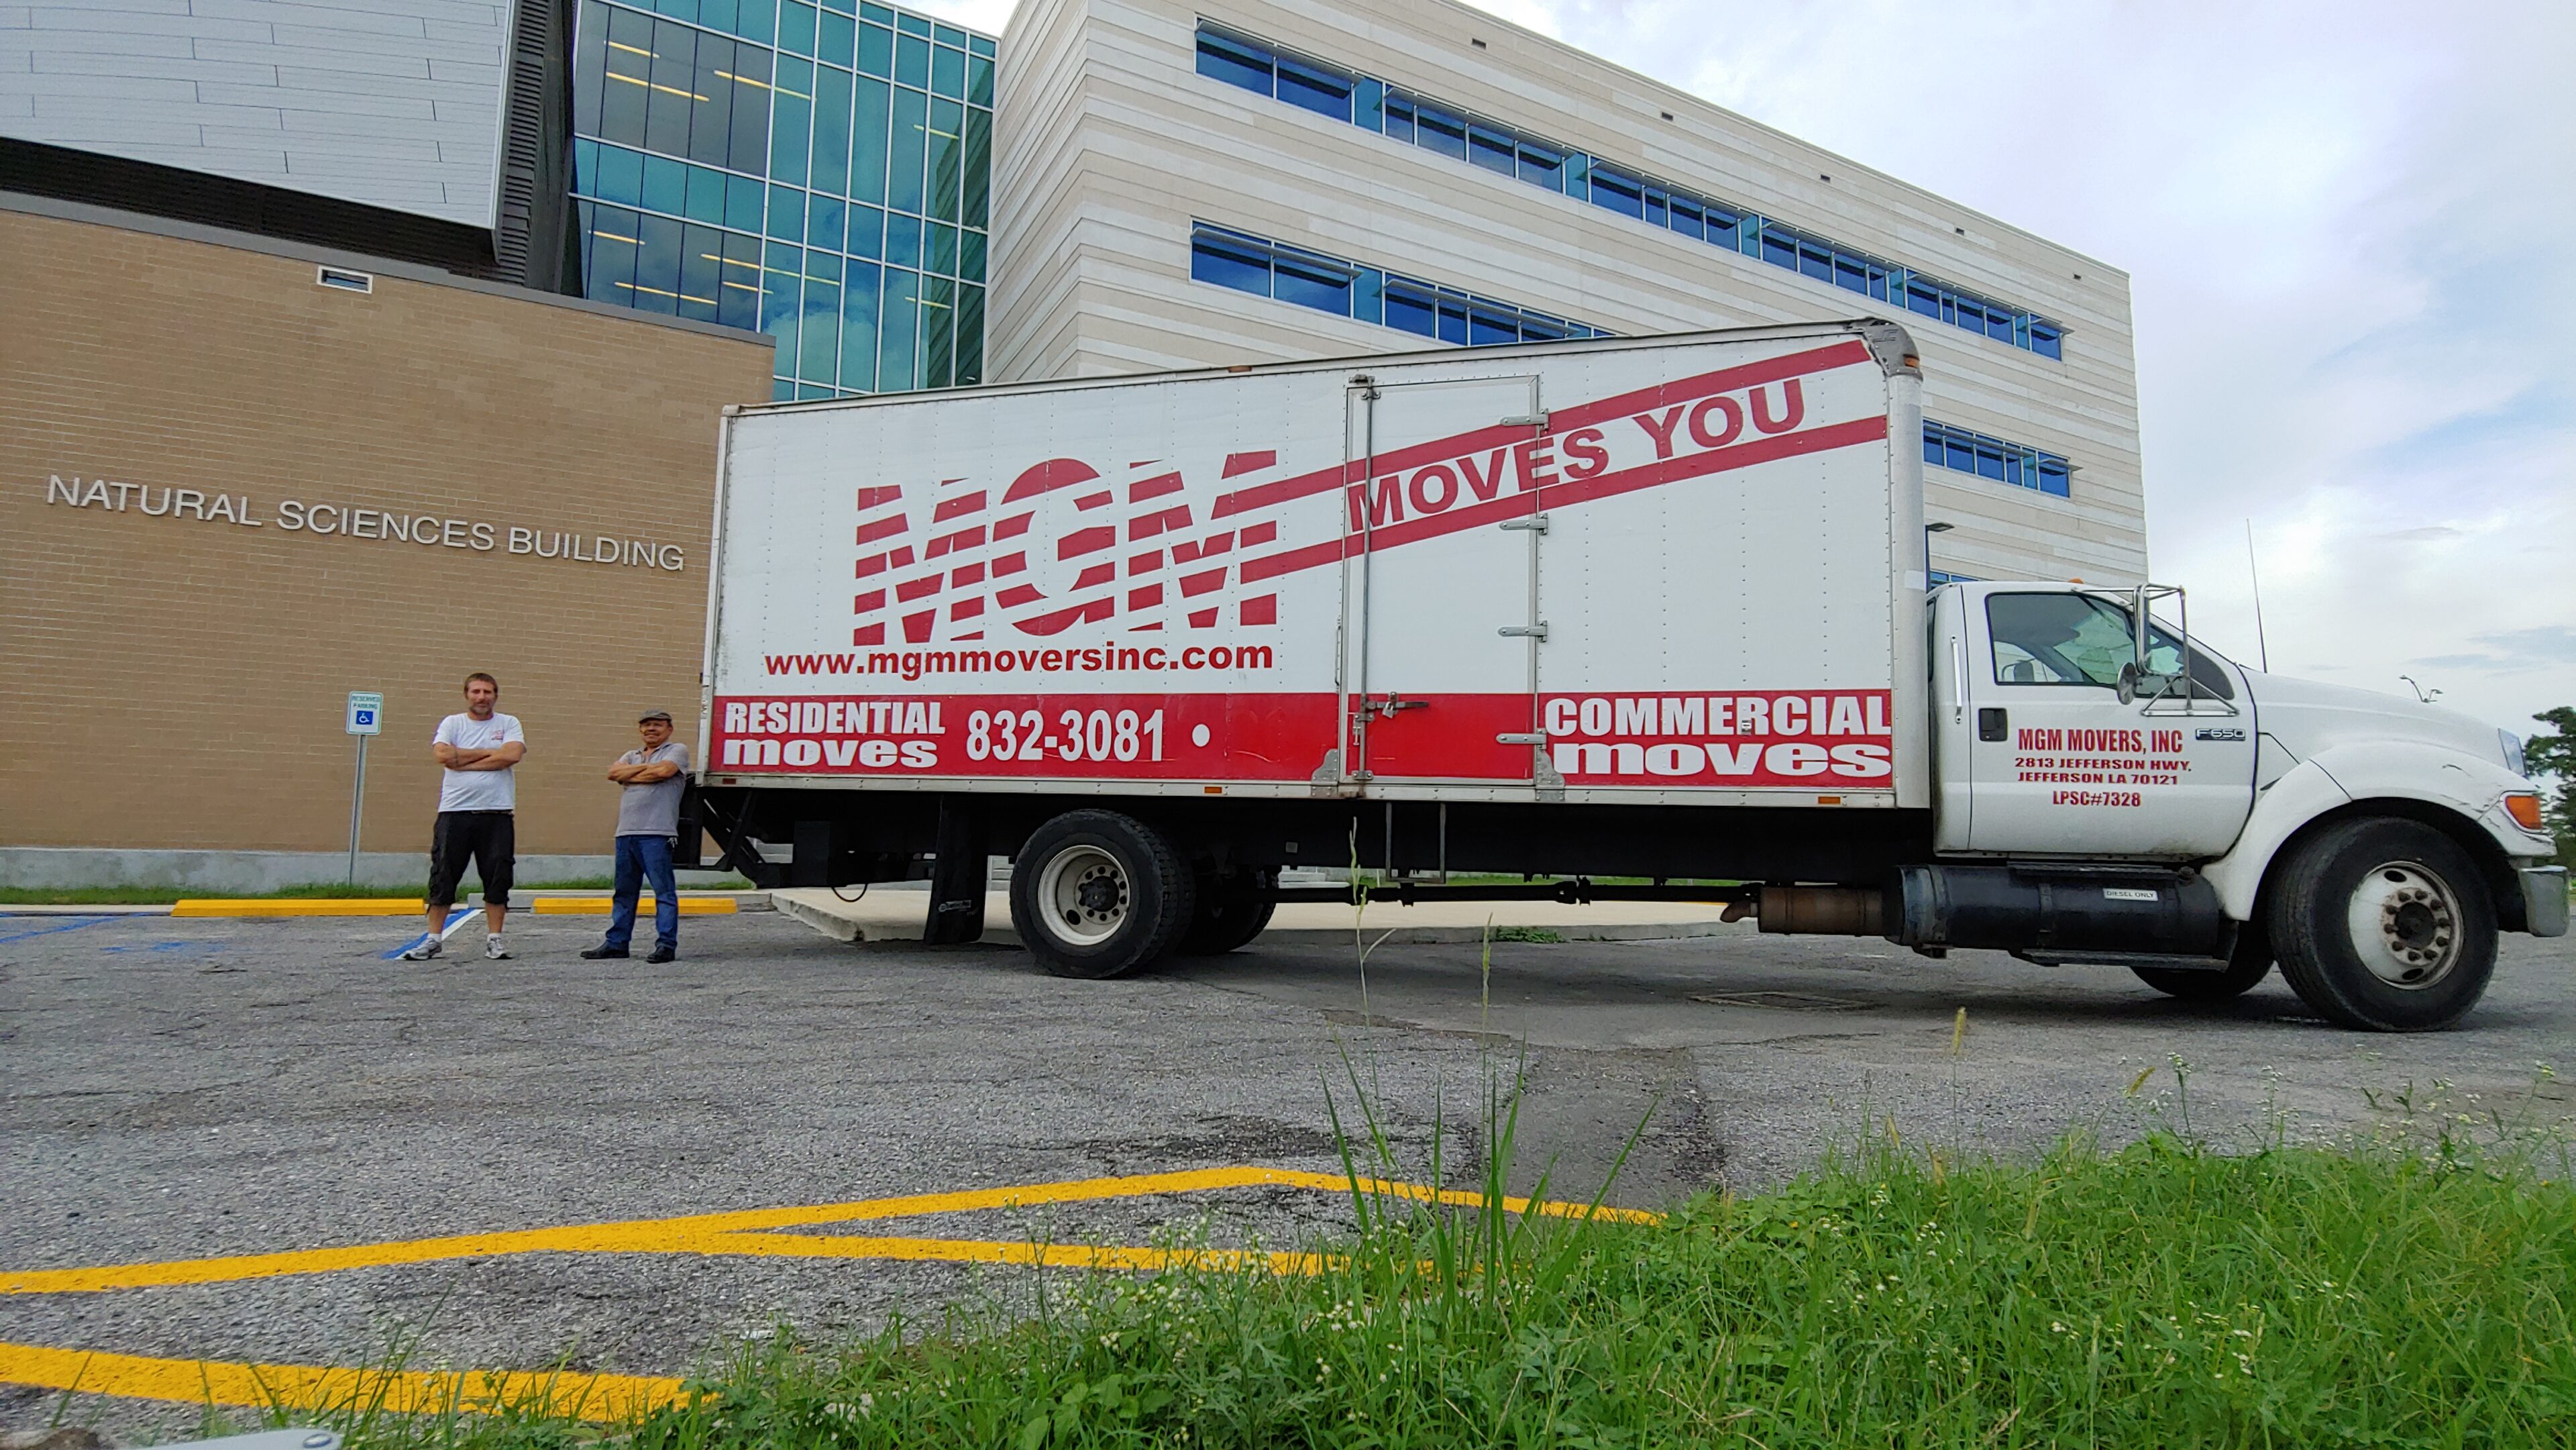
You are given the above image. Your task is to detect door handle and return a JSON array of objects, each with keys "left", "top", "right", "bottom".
[{"left": 1978, "top": 707, "right": 2008, "bottom": 742}]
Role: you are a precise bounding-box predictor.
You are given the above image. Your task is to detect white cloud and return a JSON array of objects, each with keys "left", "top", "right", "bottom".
[{"left": 915, "top": 0, "right": 2576, "bottom": 736}]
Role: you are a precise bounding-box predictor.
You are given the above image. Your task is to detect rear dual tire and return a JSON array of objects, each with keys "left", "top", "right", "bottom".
[{"left": 1010, "top": 810, "right": 1194, "bottom": 979}]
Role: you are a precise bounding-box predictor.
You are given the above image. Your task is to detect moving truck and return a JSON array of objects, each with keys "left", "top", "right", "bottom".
[{"left": 692, "top": 321, "right": 2565, "bottom": 1031}]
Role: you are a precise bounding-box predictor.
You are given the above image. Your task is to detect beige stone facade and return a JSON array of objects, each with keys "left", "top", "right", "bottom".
[
  {"left": 1, "top": 197, "right": 773, "bottom": 861},
  {"left": 991, "top": 0, "right": 2144, "bottom": 585}
]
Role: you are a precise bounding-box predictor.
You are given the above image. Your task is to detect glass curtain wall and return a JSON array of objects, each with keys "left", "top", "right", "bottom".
[{"left": 570, "top": 0, "right": 995, "bottom": 399}]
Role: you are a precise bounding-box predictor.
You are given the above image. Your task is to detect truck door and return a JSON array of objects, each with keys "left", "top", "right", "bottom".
[
  {"left": 1961, "top": 585, "right": 2256, "bottom": 856},
  {"left": 1344, "top": 374, "right": 1546, "bottom": 782}
]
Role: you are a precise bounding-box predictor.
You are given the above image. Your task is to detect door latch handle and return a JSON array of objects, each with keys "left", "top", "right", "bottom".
[
  {"left": 1977, "top": 707, "right": 2008, "bottom": 742},
  {"left": 1498, "top": 623, "right": 1550, "bottom": 639},
  {"left": 1369, "top": 692, "right": 1429, "bottom": 718}
]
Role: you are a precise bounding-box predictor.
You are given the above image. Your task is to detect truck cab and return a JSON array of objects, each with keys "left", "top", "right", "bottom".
[{"left": 1919, "top": 579, "right": 2564, "bottom": 1028}]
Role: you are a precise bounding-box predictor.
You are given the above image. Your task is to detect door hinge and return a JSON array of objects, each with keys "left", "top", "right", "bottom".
[
  {"left": 1501, "top": 412, "right": 1550, "bottom": 429},
  {"left": 1498, "top": 514, "right": 1549, "bottom": 533},
  {"left": 1495, "top": 732, "right": 1546, "bottom": 745},
  {"left": 1497, "top": 623, "right": 1550, "bottom": 639}
]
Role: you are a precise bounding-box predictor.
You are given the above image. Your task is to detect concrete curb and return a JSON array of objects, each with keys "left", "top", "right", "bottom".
[{"left": 771, "top": 892, "right": 1737, "bottom": 949}]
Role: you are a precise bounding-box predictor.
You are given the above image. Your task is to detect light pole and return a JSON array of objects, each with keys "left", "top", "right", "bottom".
[{"left": 1924, "top": 521, "right": 1953, "bottom": 582}]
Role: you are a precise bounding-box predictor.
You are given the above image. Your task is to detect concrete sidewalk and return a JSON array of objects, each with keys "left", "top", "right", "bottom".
[{"left": 773, "top": 885, "right": 1745, "bottom": 947}]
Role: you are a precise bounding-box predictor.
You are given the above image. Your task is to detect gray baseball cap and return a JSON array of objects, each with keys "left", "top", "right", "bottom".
[{"left": 637, "top": 709, "right": 674, "bottom": 723}]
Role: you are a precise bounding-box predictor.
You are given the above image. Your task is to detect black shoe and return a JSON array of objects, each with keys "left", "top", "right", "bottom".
[
  {"left": 580, "top": 945, "right": 629, "bottom": 960},
  {"left": 645, "top": 947, "right": 678, "bottom": 964}
]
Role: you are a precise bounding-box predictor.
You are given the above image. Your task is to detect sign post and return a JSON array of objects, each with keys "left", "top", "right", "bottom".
[{"left": 344, "top": 691, "right": 383, "bottom": 883}]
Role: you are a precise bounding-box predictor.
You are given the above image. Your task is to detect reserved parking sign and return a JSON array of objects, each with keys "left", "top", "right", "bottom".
[{"left": 345, "top": 690, "right": 383, "bottom": 735}]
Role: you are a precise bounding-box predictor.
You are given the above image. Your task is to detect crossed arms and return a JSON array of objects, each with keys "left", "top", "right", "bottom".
[
  {"left": 435, "top": 740, "right": 525, "bottom": 772},
  {"left": 608, "top": 755, "right": 680, "bottom": 784}
]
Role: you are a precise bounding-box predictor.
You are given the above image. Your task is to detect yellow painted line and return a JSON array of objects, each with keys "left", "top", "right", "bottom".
[
  {"left": 0, "top": 1340, "right": 687, "bottom": 1422},
  {"left": 3, "top": 1166, "right": 1657, "bottom": 1296},
  {"left": 172, "top": 899, "right": 427, "bottom": 917},
  {"left": 529, "top": 896, "right": 739, "bottom": 915}
]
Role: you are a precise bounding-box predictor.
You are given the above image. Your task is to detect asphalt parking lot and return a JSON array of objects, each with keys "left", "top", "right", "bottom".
[{"left": 5, "top": 905, "right": 2571, "bottom": 1441}]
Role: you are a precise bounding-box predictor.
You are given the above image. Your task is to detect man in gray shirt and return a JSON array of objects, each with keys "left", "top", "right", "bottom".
[{"left": 581, "top": 710, "right": 692, "bottom": 963}]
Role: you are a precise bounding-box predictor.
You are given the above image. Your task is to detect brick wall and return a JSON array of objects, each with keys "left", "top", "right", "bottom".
[{"left": 0, "top": 203, "right": 775, "bottom": 856}]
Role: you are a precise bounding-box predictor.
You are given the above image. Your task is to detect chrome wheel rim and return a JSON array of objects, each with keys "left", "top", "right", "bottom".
[
  {"left": 1037, "top": 844, "right": 1128, "bottom": 947},
  {"left": 2345, "top": 860, "right": 2462, "bottom": 990}
]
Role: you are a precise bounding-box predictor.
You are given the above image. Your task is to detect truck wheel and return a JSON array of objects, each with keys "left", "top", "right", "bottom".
[
  {"left": 1010, "top": 811, "right": 1194, "bottom": 979},
  {"left": 2268, "top": 818, "right": 2498, "bottom": 1031},
  {"left": 1177, "top": 867, "right": 1279, "bottom": 955},
  {"left": 2131, "top": 924, "right": 2271, "bottom": 1001}
]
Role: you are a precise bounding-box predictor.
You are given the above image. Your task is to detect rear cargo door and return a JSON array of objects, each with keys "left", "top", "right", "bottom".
[{"left": 1345, "top": 374, "right": 1546, "bottom": 782}]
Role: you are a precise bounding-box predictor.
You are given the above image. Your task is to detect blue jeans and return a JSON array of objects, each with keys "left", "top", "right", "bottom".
[{"left": 607, "top": 834, "right": 678, "bottom": 952}]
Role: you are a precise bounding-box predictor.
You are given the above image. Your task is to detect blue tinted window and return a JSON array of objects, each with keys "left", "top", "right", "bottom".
[
  {"left": 1415, "top": 104, "right": 1467, "bottom": 160},
  {"left": 682, "top": 162, "right": 727, "bottom": 223},
  {"left": 1277, "top": 57, "right": 1352, "bottom": 120},
  {"left": 724, "top": 172, "right": 765, "bottom": 231},
  {"left": 1589, "top": 166, "right": 1643, "bottom": 218},
  {"left": 808, "top": 192, "right": 845, "bottom": 252},
  {"left": 858, "top": 21, "right": 892, "bottom": 76},
  {"left": 1383, "top": 280, "right": 1436, "bottom": 337},
  {"left": 1191, "top": 231, "right": 1269, "bottom": 295},
  {"left": 777, "top": 0, "right": 814, "bottom": 54},
  {"left": 1436, "top": 299, "right": 1467, "bottom": 346},
  {"left": 1177, "top": 23, "right": 2070, "bottom": 361},
  {"left": 765, "top": 183, "right": 804, "bottom": 239},
  {"left": 1517, "top": 142, "right": 1561, "bottom": 188},
  {"left": 1273, "top": 253, "right": 1350, "bottom": 313},
  {"left": 883, "top": 209, "right": 921, "bottom": 268},
  {"left": 816, "top": 7, "right": 853, "bottom": 65},
  {"left": 1197, "top": 30, "right": 1273, "bottom": 93},
  {"left": 845, "top": 201, "right": 883, "bottom": 258},
  {"left": 595, "top": 143, "right": 643, "bottom": 206},
  {"left": 1381, "top": 94, "right": 1414, "bottom": 144},
  {"left": 931, "top": 43, "right": 964, "bottom": 98},
  {"left": 896, "top": 33, "right": 929, "bottom": 86}
]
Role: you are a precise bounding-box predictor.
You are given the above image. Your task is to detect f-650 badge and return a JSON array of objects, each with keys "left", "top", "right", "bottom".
[{"left": 2195, "top": 727, "right": 2247, "bottom": 742}]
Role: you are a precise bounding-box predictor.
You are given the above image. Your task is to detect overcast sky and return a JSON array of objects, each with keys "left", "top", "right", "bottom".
[{"left": 919, "top": 0, "right": 2574, "bottom": 741}]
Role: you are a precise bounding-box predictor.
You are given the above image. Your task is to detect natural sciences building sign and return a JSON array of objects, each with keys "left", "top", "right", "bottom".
[
  {"left": 2, "top": 196, "right": 775, "bottom": 871},
  {"left": 44, "top": 474, "right": 690, "bottom": 571}
]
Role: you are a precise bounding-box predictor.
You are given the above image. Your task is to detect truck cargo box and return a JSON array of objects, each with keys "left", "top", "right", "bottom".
[{"left": 703, "top": 321, "right": 1927, "bottom": 810}]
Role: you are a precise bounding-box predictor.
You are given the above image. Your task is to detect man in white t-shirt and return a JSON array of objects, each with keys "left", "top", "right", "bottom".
[{"left": 402, "top": 672, "right": 526, "bottom": 962}]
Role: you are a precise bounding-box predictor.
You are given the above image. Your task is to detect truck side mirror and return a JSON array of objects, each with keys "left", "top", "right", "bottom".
[{"left": 2116, "top": 661, "right": 2139, "bottom": 704}]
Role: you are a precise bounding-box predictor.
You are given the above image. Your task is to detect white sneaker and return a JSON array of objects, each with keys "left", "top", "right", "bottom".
[
  {"left": 399, "top": 937, "right": 442, "bottom": 962},
  {"left": 484, "top": 935, "right": 511, "bottom": 960}
]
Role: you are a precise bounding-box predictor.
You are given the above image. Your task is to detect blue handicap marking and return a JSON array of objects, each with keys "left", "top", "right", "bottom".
[
  {"left": 382, "top": 908, "right": 474, "bottom": 960},
  {"left": 103, "top": 940, "right": 212, "bottom": 953},
  {"left": 0, "top": 916, "right": 116, "bottom": 946}
]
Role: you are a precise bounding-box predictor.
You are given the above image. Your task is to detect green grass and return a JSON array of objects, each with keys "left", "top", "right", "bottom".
[{"left": 195, "top": 1108, "right": 2575, "bottom": 1450}]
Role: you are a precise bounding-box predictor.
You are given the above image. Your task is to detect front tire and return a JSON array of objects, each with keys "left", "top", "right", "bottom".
[
  {"left": 2133, "top": 922, "right": 2273, "bottom": 1001},
  {"left": 2268, "top": 818, "right": 2498, "bottom": 1031},
  {"left": 1010, "top": 811, "right": 1193, "bottom": 979}
]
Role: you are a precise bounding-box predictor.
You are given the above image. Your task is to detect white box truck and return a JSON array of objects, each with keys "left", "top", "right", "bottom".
[{"left": 693, "top": 321, "right": 2565, "bottom": 1030}]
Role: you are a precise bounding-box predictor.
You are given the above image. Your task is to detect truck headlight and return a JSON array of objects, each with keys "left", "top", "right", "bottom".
[{"left": 2500, "top": 729, "right": 2526, "bottom": 777}]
